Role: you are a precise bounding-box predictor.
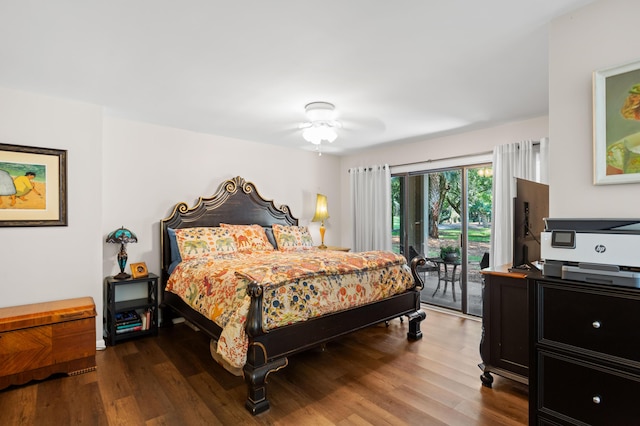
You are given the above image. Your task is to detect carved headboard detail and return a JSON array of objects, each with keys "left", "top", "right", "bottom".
[{"left": 160, "top": 176, "right": 298, "bottom": 284}]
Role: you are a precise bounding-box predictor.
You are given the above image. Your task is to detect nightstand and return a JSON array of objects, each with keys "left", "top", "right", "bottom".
[{"left": 104, "top": 273, "right": 158, "bottom": 345}]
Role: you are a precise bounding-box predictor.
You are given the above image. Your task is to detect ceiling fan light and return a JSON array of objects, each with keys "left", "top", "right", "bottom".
[
  {"left": 305, "top": 102, "right": 335, "bottom": 122},
  {"left": 303, "top": 127, "right": 322, "bottom": 144},
  {"left": 324, "top": 127, "right": 338, "bottom": 143},
  {"left": 303, "top": 125, "right": 337, "bottom": 145},
  {"left": 301, "top": 102, "right": 340, "bottom": 150}
]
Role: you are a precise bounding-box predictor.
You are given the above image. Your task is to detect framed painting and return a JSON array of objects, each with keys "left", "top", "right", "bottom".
[
  {"left": 0, "top": 143, "right": 67, "bottom": 226},
  {"left": 593, "top": 59, "right": 640, "bottom": 185}
]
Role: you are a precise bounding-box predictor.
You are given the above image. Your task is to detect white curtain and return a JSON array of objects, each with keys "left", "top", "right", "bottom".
[
  {"left": 490, "top": 138, "right": 549, "bottom": 268},
  {"left": 349, "top": 164, "right": 392, "bottom": 252}
]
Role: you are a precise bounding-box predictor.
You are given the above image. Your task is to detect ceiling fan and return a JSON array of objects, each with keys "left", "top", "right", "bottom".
[{"left": 299, "top": 102, "right": 342, "bottom": 155}]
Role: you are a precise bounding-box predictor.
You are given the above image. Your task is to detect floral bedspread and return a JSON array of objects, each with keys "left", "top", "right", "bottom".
[{"left": 166, "top": 249, "right": 414, "bottom": 369}]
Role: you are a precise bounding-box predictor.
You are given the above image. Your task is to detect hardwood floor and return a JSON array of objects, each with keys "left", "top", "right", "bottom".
[{"left": 0, "top": 306, "right": 528, "bottom": 425}]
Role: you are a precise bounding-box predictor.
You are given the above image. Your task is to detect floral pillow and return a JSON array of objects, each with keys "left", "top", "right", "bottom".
[
  {"left": 220, "top": 224, "right": 274, "bottom": 252},
  {"left": 174, "top": 227, "right": 237, "bottom": 260},
  {"left": 272, "top": 224, "right": 315, "bottom": 251}
]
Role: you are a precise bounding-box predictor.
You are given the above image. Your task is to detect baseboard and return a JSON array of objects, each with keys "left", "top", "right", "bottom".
[
  {"left": 422, "top": 303, "right": 481, "bottom": 322},
  {"left": 96, "top": 339, "right": 106, "bottom": 351}
]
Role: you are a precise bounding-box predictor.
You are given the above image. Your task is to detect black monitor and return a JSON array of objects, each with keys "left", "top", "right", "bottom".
[{"left": 511, "top": 178, "right": 549, "bottom": 271}]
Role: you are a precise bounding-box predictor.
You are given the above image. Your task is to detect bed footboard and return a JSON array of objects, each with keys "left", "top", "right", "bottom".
[{"left": 240, "top": 260, "right": 426, "bottom": 415}]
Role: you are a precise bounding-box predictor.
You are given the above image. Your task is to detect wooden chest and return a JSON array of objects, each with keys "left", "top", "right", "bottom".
[{"left": 0, "top": 297, "right": 97, "bottom": 390}]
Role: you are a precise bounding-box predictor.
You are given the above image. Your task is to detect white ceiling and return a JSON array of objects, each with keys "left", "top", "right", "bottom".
[{"left": 0, "top": 0, "right": 594, "bottom": 155}]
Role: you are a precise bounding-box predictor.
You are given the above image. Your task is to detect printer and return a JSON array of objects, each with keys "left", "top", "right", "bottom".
[{"left": 541, "top": 218, "right": 640, "bottom": 288}]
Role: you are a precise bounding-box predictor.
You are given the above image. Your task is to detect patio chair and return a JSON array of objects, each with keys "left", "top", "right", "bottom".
[{"left": 480, "top": 252, "right": 490, "bottom": 269}]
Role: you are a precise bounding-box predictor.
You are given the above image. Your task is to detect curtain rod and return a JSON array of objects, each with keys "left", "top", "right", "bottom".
[
  {"left": 389, "top": 141, "right": 540, "bottom": 169},
  {"left": 347, "top": 165, "right": 390, "bottom": 173},
  {"left": 390, "top": 150, "right": 493, "bottom": 169}
]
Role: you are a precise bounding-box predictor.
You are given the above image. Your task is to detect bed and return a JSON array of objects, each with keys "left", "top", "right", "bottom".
[{"left": 160, "top": 176, "right": 427, "bottom": 415}]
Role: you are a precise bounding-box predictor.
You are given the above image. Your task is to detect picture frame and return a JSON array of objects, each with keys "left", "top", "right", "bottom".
[
  {"left": 593, "top": 59, "right": 640, "bottom": 185},
  {"left": 0, "top": 143, "right": 68, "bottom": 226},
  {"left": 130, "top": 262, "right": 149, "bottom": 279}
]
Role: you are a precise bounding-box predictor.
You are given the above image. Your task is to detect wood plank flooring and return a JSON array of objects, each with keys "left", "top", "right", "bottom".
[{"left": 0, "top": 307, "right": 528, "bottom": 425}]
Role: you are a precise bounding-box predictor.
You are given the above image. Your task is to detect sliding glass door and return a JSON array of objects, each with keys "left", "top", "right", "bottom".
[{"left": 392, "top": 164, "right": 492, "bottom": 316}]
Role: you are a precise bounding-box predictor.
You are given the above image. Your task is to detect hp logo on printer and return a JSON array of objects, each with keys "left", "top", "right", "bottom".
[{"left": 595, "top": 244, "right": 606, "bottom": 253}]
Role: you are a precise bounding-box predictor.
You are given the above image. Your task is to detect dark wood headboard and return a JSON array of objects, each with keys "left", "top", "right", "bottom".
[{"left": 159, "top": 176, "right": 298, "bottom": 286}]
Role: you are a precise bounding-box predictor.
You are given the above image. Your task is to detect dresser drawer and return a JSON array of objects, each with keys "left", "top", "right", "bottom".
[
  {"left": 539, "top": 283, "right": 640, "bottom": 362},
  {"left": 538, "top": 351, "right": 640, "bottom": 425}
]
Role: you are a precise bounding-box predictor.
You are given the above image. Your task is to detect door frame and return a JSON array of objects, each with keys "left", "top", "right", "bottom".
[{"left": 393, "top": 161, "right": 491, "bottom": 316}]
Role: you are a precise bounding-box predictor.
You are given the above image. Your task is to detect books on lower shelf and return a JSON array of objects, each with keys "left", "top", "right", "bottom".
[
  {"left": 116, "top": 324, "right": 142, "bottom": 334},
  {"left": 114, "top": 309, "right": 152, "bottom": 334}
]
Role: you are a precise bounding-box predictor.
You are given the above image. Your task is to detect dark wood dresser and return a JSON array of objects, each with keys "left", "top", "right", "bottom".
[
  {"left": 529, "top": 275, "right": 640, "bottom": 425},
  {"left": 479, "top": 265, "right": 530, "bottom": 387},
  {"left": 0, "top": 297, "right": 97, "bottom": 389}
]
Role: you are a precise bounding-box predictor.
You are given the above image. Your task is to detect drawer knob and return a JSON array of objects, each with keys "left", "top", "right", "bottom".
[
  {"left": 593, "top": 395, "right": 601, "bottom": 404},
  {"left": 592, "top": 321, "right": 601, "bottom": 329}
]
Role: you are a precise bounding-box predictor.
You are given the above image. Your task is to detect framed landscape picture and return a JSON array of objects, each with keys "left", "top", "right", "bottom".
[
  {"left": 593, "top": 59, "right": 640, "bottom": 185},
  {"left": 0, "top": 143, "right": 67, "bottom": 226}
]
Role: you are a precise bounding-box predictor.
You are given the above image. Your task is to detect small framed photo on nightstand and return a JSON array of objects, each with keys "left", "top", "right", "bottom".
[{"left": 130, "top": 262, "right": 148, "bottom": 279}]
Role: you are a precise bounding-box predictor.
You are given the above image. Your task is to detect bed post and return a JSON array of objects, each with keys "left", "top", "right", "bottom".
[
  {"left": 243, "top": 280, "right": 288, "bottom": 414},
  {"left": 408, "top": 256, "right": 427, "bottom": 340},
  {"left": 410, "top": 255, "right": 426, "bottom": 290},
  {"left": 407, "top": 309, "right": 427, "bottom": 340},
  {"left": 243, "top": 343, "right": 288, "bottom": 415},
  {"left": 244, "top": 281, "right": 264, "bottom": 337}
]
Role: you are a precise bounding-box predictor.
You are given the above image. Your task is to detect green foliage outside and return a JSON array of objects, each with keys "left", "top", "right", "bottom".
[
  {"left": 433, "top": 168, "right": 492, "bottom": 227},
  {"left": 436, "top": 227, "right": 490, "bottom": 262},
  {"left": 392, "top": 216, "right": 400, "bottom": 236},
  {"left": 439, "top": 227, "right": 491, "bottom": 243},
  {"left": 391, "top": 168, "right": 492, "bottom": 262}
]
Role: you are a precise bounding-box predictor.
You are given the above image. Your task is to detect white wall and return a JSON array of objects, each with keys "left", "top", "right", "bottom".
[
  {"left": 0, "top": 89, "right": 340, "bottom": 346},
  {"left": 340, "top": 0, "right": 640, "bottom": 241},
  {"left": 100, "top": 119, "right": 341, "bottom": 342},
  {"left": 102, "top": 116, "right": 342, "bottom": 279},
  {"left": 0, "top": 88, "right": 103, "bottom": 324},
  {"left": 549, "top": 0, "right": 640, "bottom": 217},
  {"left": 339, "top": 116, "right": 549, "bottom": 248}
]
